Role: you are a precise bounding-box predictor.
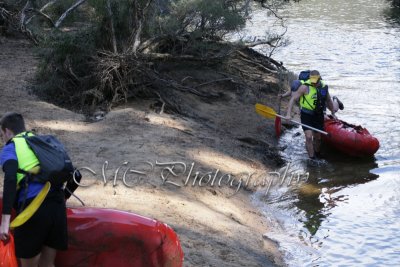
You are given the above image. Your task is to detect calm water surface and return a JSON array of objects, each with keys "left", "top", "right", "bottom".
[{"left": 246, "top": 0, "right": 400, "bottom": 266}]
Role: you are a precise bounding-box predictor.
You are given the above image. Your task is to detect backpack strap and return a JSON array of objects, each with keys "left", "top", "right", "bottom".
[
  {"left": 301, "top": 85, "right": 314, "bottom": 111},
  {"left": 13, "top": 131, "right": 33, "bottom": 139},
  {"left": 17, "top": 173, "right": 31, "bottom": 214},
  {"left": 301, "top": 96, "right": 314, "bottom": 110},
  {"left": 17, "top": 168, "right": 29, "bottom": 175}
]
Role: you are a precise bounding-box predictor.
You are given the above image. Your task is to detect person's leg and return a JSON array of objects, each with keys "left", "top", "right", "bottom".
[
  {"left": 38, "top": 246, "right": 57, "bottom": 267},
  {"left": 19, "top": 246, "right": 57, "bottom": 267},
  {"left": 313, "top": 132, "right": 322, "bottom": 157},
  {"left": 301, "top": 112, "right": 316, "bottom": 158},
  {"left": 15, "top": 199, "right": 47, "bottom": 267},
  {"left": 20, "top": 254, "right": 40, "bottom": 267},
  {"left": 312, "top": 113, "right": 325, "bottom": 158},
  {"left": 40, "top": 193, "right": 68, "bottom": 267},
  {"left": 304, "top": 130, "right": 315, "bottom": 158}
]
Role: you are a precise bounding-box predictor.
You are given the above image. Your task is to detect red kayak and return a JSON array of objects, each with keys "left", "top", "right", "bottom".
[
  {"left": 1, "top": 202, "right": 184, "bottom": 267},
  {"left": 322, "top": 117, "right": 379, "bottom": 157}
]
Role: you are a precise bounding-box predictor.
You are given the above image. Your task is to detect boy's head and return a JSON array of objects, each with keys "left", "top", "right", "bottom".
[
  {"left": 309, "top": 70, "right": 321, "bottom": 85},
  {"left": 0, "top": 112, "right": 26, "bottom": 143}
]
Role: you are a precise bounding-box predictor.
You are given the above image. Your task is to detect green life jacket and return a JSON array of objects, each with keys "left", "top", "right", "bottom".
[
  {"left": 300, "top": 79, "right": 328, "bottom": 113},
  {"left": 12, "top": 132, "right": 40, "bottom": 185}
]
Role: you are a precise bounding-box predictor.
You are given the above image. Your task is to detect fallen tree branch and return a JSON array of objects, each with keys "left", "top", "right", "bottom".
[
  {"left": 25, "top": 0, "right": 59, "bottom": 25},
  {"left": 193, "top": 78, "right": 233, "bottom": 88},
  {"left": 245, "top": 40, "right": 277, "bottom": 48},
  {"left": 266, "top": 56, "right": 284, "bottom": 70},
  {"left": 24, "top": 26, "right": 39, "bottom": 44},
  {"left": 151, "top": 72, "right": 209, "bottom": 97},
  {"left": 41, "top": 0, "right": 60, "bottom": 11},
  {"left": 236, "top": 50, "right": 279, "bottom": 73},
  {"left": 253, "top": 0, "right": 284, "bottom": 20},
  {"left": 155, "top": 92, "right": 165, "bottom": 114},
  {"left": 55, "top": 0, "right": 86, "bottom": 28},
  {"left": 64, "top": 56, "right": 80, "bottom": 84},
  {"left": 141, "top": 52, "right": 231, "bottom": 63},
  {"left": 237, "top": 48, "right": 285, "bottom": 71},
  {"left": 0, "top": 5, "right": 21, "bottom": 33},
  {"left": 267, "top": 26, "right": 288, "bottom": 58},
  {"left": 0, "top": 6, "right": 12, "bottom": 20},
  {"left": 26, "top": 8, "right": 55, "bottom": 27}
]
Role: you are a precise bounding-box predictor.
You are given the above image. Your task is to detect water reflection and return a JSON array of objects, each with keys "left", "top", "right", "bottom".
[
  {"left": 294, "top": 157, "right": 379, "bottom": 236},
  {"left": 296, "top": 185, "right": 326, "bottom": 236}
]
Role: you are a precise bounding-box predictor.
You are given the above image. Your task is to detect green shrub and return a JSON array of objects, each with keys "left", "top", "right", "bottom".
[
  {"left": 148, "top": 0, "right": 248, "bottom": 40},
  {"left": 35, "top": 27, "right": 99, "bottom": 108}
]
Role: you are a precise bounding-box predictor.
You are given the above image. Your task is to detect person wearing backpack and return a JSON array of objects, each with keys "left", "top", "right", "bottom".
[
  {"left": 285, "top": 70, "right": 337, "bottom": 159},
  {"left": 0, "top": 112, "right": 67, "bottom": 267},
  {"left": 279, "top": 79, "right": 344, "bottom": 113}
]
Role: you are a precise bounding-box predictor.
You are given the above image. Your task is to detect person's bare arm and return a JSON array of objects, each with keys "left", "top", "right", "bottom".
[
  {"left": 286, "top": 85, "right": 307, "bottom": 120},
  {"left": 326, "top": 91, "right": 337, "bottom": 118},
  {"left": 0, "top": 215, "right": 11, "bottom": 241},
  {"left": 279, "top": 90, "right": 292, "bottom": 98}
]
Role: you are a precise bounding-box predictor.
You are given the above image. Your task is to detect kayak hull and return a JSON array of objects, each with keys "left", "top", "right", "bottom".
[
  {"left": 56, "top": 207, "right": 184, "bottom": 267},
  {"left": 322, "top": 118, "right": 379, "bottom": 157},
  {"left": 1, "top": 203, "right": 183, "bottom": 267}
]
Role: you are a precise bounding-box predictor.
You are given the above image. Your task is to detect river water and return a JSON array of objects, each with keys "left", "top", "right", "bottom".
[{"left": 245, "top": 0, "right": 400, "bottom": 266}]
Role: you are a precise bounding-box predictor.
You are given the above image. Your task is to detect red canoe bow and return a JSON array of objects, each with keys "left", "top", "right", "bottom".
[{"left": 322, "top": 117, "right": 380, "bottom": 157}]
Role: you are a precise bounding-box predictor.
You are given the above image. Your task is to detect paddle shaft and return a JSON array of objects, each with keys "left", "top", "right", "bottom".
[{"left": 274, "top": 114, "right": 329, "bottom": 135}]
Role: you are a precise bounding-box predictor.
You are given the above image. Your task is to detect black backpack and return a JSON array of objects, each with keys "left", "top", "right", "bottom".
[
  {"left": 298, "top": 70, "right": 311, "bottom": 82},
  {"left": 17, "top": 133, "right": 80, "bottom": 189}
]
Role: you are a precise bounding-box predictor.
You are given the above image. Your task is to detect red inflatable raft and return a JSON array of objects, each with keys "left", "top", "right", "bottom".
[
  {"left": 322, "top": 117, "right": 379, "bottom": 157},
  {"left": 1, "top": 202, "right": 184, "bottom": 267}
]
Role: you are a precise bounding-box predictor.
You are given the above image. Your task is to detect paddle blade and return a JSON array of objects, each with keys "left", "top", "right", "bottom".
[
  {"left": 10, "top": 182, "right": 51, "bottom": 228},
  {"left": 275, "top": 116, "right": 282, "bottom": 137},
  {"left": 255, "top": 103, "right": 277, "bottom": 119}
]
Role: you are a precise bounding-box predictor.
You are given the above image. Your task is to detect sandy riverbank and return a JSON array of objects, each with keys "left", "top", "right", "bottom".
[{"left": 0, "top": 37, "right": 289, "bottom": 266}]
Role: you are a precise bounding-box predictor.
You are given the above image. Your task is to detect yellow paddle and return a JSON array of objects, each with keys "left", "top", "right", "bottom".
[
  {"left": 10, "top": 182, "right": 51, "bottom": 228},
  {"left": 255, "top": 103, "right": 329, "bottom": 135}
]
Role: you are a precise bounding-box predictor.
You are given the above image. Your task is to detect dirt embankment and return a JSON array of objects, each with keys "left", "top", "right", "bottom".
[{"left": 0, "top": 36, "right": 288, "bottom": 267}]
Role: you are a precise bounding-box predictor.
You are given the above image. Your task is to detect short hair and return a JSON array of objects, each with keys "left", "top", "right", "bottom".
[
  {"left": 0, "top": 112, "right": 26, "bottom": 134},
  {"left": 310, "top": 70, "right": 320, "bottom": 76}
]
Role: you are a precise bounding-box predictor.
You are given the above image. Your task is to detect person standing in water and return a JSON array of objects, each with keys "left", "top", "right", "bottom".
[{"left": 285, "top": 70, "right": 338, "bottom": 159}]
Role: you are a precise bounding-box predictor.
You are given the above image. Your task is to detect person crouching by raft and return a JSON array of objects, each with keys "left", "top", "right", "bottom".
[
  {"left": 279, "top": 79, "right": 344, "bottom": 115},
  {"left": 0, "top": 112, "right": 68, "bottom": 267},
  {"left": 285, "top": 70, "right": 337, "bottom": 159}
]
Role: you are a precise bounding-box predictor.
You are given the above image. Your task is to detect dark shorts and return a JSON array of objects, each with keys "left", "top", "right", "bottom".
[
  {"left": 300, "top": 111, "right": 324, "bottom": 132},
  {"left": 14, "top": 190, "right": 68, "bottom": 259}
]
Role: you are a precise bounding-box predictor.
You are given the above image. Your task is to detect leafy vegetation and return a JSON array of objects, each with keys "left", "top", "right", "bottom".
[{"left": 1, "top": 0, "right": 290, "bottom": 113}]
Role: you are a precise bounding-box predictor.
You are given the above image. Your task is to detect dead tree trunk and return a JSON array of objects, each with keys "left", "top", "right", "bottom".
[
  {"left": 106, "top": 0, "right": 117, "bottom": 53},
  {"left": 20, "top": 0, "right": 35, "bottom": 30},
  {"left": 127, "top": 0, "right": 152, "bottom": 55}
]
